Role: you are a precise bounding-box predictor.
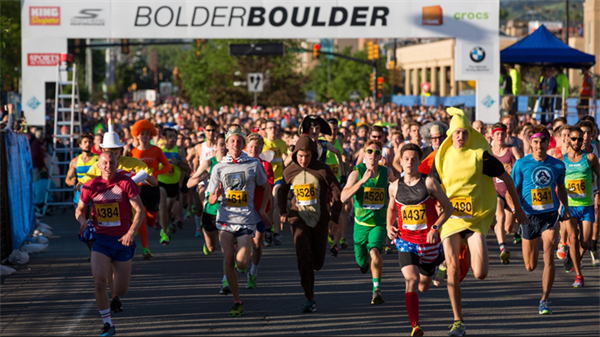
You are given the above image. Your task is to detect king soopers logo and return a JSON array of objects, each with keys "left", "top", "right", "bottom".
[{"left": 470, "top": 46, "right": 486, "bottom": 63}]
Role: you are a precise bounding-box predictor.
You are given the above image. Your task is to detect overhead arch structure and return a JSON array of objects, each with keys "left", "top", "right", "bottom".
[{"left": 22, "top": 0, "right": 499, "bottom": 125}]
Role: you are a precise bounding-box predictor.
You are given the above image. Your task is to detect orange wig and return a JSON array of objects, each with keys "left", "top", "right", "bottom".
[{"left": 131, "top": 120, "right": 158, "bottom": 138}]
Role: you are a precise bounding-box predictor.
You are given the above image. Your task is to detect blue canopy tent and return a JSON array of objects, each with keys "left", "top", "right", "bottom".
[
  {"left": 501, "top": 25, "right": 595, "bottom": 68},
  {"left": 501, "top": 25, "right": 598, "bottom": 121}
]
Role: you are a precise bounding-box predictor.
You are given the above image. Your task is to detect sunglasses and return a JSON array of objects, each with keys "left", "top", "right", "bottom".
[
  {"left": 205, "top": 128, "right": 215, "bottom": 132},
  {"left": 371, "top": 135, "right": 382, "bottom": 139},
  {"left": 365, "top": 149, "right": 382, "bottom": 155},
  {"left": 570, "top": 137, "right": 584, "bottom": 142}
]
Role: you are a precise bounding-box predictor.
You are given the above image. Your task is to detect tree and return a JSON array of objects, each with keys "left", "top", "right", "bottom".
[
  {"left": 305, "top": 47, "right": 387, "bottom": 102},
  {"left": 1, "top": 0, "right": 21, "bottom": 91},
  {"left": 178, "top": 39, "right": 307, "bottom": 107}
]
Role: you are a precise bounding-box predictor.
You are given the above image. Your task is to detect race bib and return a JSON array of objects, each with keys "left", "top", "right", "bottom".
[
  {"left": 567, "top": 179, "right": 587, "bottom": 198},
  {"left": 532, "top": 187, "right": 553, "bottom": 210},
  {"left": 362, "top": 187, "right": 385, "bottom": 210},
  {"left": 401, "top": 204, "right": 428, "bottom": 230},
  {"left": 295, "top": 183, "right": 317, "bottom": 206},
  {"left": 328, "top": 164, "right": 340, "bottom": 176},
  {"left": 95, "top": 203, "right": 120, "bottom": 227},
  {"left": 450, "top": 197, "right": 473, "bottom": 219},
  {"left": 226, "top": 190, "right": 249, "bottom": 208}
]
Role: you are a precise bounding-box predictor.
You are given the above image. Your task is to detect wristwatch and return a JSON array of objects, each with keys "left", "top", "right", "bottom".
[{"left": 431, "top": 225, "right": 439, "bottom": 232}]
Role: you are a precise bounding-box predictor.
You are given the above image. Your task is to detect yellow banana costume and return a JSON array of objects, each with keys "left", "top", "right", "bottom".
[{"left": 434, "top": 108, "right": 496, "bottom": 240}]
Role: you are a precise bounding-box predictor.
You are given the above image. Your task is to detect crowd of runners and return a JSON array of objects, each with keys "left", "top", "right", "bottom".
[{"left": 68, "top": 98, "right": 600, "bottom": 337}]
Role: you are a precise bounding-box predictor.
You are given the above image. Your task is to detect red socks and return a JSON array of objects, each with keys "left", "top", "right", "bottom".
[{"left": 405, "top": 292, "right": 419, "bottom": 327}]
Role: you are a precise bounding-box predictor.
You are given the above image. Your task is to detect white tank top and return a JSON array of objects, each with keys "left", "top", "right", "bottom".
[{"left": 200, "top": 142, "right": 216, "bottom": 162}]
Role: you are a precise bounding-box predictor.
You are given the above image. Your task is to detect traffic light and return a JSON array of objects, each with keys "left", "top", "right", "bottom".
[
  {"left": 313, "top": 44, "right": 321, "bottom": 59},
  {"left": 377, "top": 77, "right": 384, "bottom": 91},
  {"left": 74, "top": 39, "right": 81, "bottom": 54},
  {"left": 367, "top": 41, "right": 374, "bottom": 60},
  {"left": 373, "top": 44, "right": 379, "bottom": 60},
  {"left": 388, "top": 61, "right": 396, "bottom": 85},
  {"left": 196, "top": 39, "right": 202, "bottom": 57},
  {"left": 173, "top": 67, "right": 179, "bottom": 79},
  {"left": 142, "top": 67, "right": 147, "bottom": 76},
  {"left": 122, "top": 39, "right": 130, "bottom": 55},
  {"left": 369, "top": 73, "right": 374, "bottom": 91}
]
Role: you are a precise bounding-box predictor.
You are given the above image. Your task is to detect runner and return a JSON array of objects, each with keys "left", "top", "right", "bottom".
[
  {"left": 262, "top": 120, "right": 287, "bottom": 246},
  {"left": 292, "top": 116, "right": 345, "bottom": 256},
  {"left": 323, "top": 118, "right": 350, "bottom": 250},
  {"left": 490, "top": 123, "right": 523, "bottom": 265},
  {"left": 78, "top": 117, "right": 158, "bottom": 261},
  {"left": 129, "top": 120, "right": 172, "bottom": 248},
  {"left": 187, "top": 133, "right": 226, "bottom": 256},
  {"left": 193, "top": 119, "right": 218, "bottom": 237},
  {"left": 511, "top": 125, "right": 570, "bottom": 314},
  {"left": 206, "top": 125, "right": 271, "bottom": 316},
  {"left": 557, "top": 126, "right": 600, "bottom": 286},
  {"left": 574, "top": 120, "right": 600, "bottom": 267},
  {"left": 341, "top": 139, "right": 393, "bottom": 305},
  {"left": 65, "top": 133, "right": 97, "bottom": 252},
  {"left": 386, "top": 143, "right": 453, "bottom": 337},
  {"left": 246, "top": 132, "right": 274, "bottom": 289},
  {"left": 75, "top": 151, "right": 144, "bottom": 337},
  {"left": 429, "top": 108, "right": 528, "bottom": 336},
  {"left": 278, "top": 135, "right": 342, "bottom": 313},
  {"left": 158, "top": 128, "right": 190, "bottom": 235}
]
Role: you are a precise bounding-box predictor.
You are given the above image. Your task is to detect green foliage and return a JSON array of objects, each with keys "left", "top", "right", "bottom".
[
  {"left": 1, "top": 0, "right": 21, "bottom": 91},
  {"left": 179, "top": 39, "right": 306, "bottom": 107},
  {"left": 305, "top": 47, "right": 387, "bottom": 102}
]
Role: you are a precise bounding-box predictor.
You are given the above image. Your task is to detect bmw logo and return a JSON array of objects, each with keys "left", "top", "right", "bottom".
[{"left": 470, "top": 47, "right": 486, "bottom": 63}]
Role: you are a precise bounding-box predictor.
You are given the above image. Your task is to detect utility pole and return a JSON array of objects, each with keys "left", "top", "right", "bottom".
[
  {"left": 86, "top": 38, "right": 93, "bottom": 96},
  {"left": 372, "top": 65, "right": 377, "bottom": 101},
  {"left": 565, "top": 0, "right": 570, "bottom": 44},
  {"left": 391, "top": 38, "right": 397, "bottom": 97}
]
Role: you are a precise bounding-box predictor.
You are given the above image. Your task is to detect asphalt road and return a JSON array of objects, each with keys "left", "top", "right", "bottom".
[{"left": 1, "top": 212, "right": 599, "bottom": 336}]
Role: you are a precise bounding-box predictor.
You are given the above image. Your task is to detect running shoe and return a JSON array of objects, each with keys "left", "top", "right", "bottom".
[
  {"left": 383, "top": 245, "right": 392, "bottom": 254},
  {"left": 160, "top": 229, "right": 170, "bottom": 246},
  {"left": 340, "top": 238, "right": 349, "bottom": 249},
  {"left": 539, "top": 300, "right": 552, "bottom": 315},
  {"left": 564, "top": 251, "right": 574, "bottom": 272},
  {"left": 169, "top": 222, "right": 177, "bottom": 234},
  {"left": 500, "top": 249, "right": 510, "bottom": 265},
  {"left": 302, "top": 299, "right": 317, "bottom": 313},
  {"left": 572, "top": 275, "right": 584, "bottom": 288},
  {"left": 433, "top": 264, "right": 447, "bottom": 287},
  {"left": 330, "top": 245, "right": 339, "bottom": 257},
  {"left": 264, "top": 232, "right": 273, "bottom": 246},
  {"left": 556, "top": 243, "right": 567, "bottom": 260},
  {"left": 448, "top": 320, "right": 466, "bottom": 336},
  {"left": 360, "top": 263, "right": 370, "bottom": 274},
  {"left": 99, "top": 323, "right": 116, "bottom": 336},
  {"left": 371, "top": 289, "right": 385, "bottom": 305},
  {"left": 153, "top": 223, "right": 161, "bottom": 230},
  {"left": 246, "top": 274, "right": 258, "bottom": 289},
  {"left": 110, "top": 297, "right": 123, "bottom": 313},
  {"left": 142, "top": 247, "right": 153, "bottom": 260},
  {"left": 229, "top": 302, "right": 244, "bottom": 317},
  {"left": 184, "top": 210, "right": 191, "bottom": 220},
  {"left": 590, "top": 250, "right": 600, "bottom": 267},
  {"left": 191, "top": 205, "right": 197, "bottom": 213},
  {"left": 513, "top": 232, "right": 522, "bottom": 244},
  {"left": 328, "top": 233, "right": 334, "bottom": 247},
  {"left": 195, "top": 229, "right": 203, "bottom": 238},
  {"left": 203, "top": 243, "right": 211, "bottom": 255},
  {"left": 177, "top": 220, "right": 183, "bottom": 229},
  {"left": 219, "top": 280, "right": 231, "bottom": 295},
  {"left": 411, "top": 325, "right": 424, "bottom": 337},
  {"left": 274, "top": 233, "right": 282, "bottom": 246}
]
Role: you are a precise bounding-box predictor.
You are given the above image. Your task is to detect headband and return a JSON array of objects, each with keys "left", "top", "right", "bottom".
[
  {"left": 530, "top": 133, "right": 546, "bottom": 141},
  {"left": 492, "top": 128, "right": 505, "bottom": 134}
]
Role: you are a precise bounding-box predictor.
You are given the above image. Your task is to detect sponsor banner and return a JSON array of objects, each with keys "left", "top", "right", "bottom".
[
  {"left": 30, "top": 6, "right": 60, "bottom": 26},
  {"left": 455, "top": 41, "right": 495, "bottom": 79},
  {"left": 27, "top": 53, "right": 61, "bottom": 66},
  {"left": 22, "top": 0, "right": 498, "bottom": 39}
]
